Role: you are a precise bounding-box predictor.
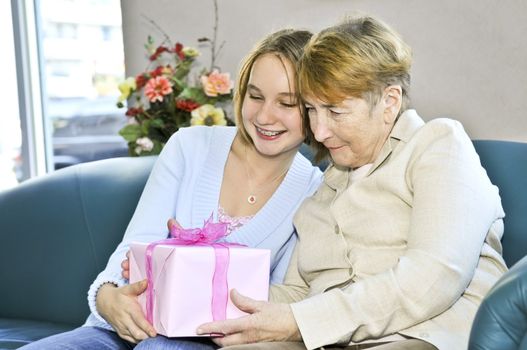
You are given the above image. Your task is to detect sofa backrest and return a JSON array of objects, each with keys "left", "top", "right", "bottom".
[
  {"left": 473, "top": 140, "right": 527, "bottom": 267},
  {"left": 0, "top": 156, "right": 156, "bottom": 326}
]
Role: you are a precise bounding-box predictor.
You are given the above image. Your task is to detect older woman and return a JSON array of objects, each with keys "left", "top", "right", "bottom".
[{"left": 197, "top": 15, "right": 507, "bottom": 350}]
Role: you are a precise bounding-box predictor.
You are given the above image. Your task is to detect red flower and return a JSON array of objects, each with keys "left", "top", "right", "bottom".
[
  {"left": 150, "top": 66, "right": 164, "bottom": 78},
  {"left": 176, "top": 99, "right": 200, "bottom": 112},
  {"left": 149, "top": 46, "right": 169, "bottom": 61},
  {"left": 173, "top": 42, "right": 185, "bottom": 60},
  {"left": 135, "top": 74, "right": 149, "bottom": 90},
  {"left": 125, "top": 107, "right": 144, "bottom": 117}
]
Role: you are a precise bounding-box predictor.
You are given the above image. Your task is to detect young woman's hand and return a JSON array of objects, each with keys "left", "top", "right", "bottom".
[
  {"left": 167, "top": 218, "right": 182, "bottom": 232},
  {"left": 121, "top": 251, "right": 131, "bottom": 280},
  {"left": 96, "top": 281, "right": 156, "bottom": 343},
  {"left": 120, "top": 218, "right": 182, "bottom": 280}
]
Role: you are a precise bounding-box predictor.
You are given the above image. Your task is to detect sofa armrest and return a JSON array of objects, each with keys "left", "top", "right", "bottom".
[
  {"left": 469, "top": 255, "right": 527, "bottom": 349},
  {"left": 0, "top": 156, "right": 156, "bottom": 326}
]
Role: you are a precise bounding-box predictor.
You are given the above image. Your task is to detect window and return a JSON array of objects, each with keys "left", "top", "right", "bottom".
[
  {"left": 101, "top": 25, "right": 112, "bottom": 41},
  {"left": 1, "top": 1, "right": 24, "bottom": 190},
  {"left": 45, "top": 22, "right": 78, "bottom": 39},
  {"left": 38, "top": 0, "right": 127, "bottom": 170},
  {"left": 4, "top": 0, "right": 128, "bottom": 186}
]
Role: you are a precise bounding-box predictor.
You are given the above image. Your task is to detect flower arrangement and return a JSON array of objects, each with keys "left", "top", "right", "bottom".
[{"left": 117, "top": 22, "right": 234, "bottom": 156}]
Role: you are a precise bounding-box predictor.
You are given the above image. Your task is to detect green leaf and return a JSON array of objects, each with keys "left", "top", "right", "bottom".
[
  {"left": 174, "top": 60, "right": 192, "bottom": 80},
  {"left": 141, "top": 120, "right": 151, "bottom": 134},
  {"left": 152, "top": 140, "right": 164, "bottom": 154},
  {"left": 171, "top": 77, "right": 186, "bottom": 92},
  {"left": 179, "top": 87, "right": 210, "bottom": 105},
  {"left": 119, "top": 124, "right": 143, "bottom": 142},
  {"left": 150, "top": 118, "right": 165, "bottom": 129}
]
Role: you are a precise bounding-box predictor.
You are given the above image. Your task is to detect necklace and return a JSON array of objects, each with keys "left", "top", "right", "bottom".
[{"left": 243, "top": 145, "right": 290, "bottom": 205}]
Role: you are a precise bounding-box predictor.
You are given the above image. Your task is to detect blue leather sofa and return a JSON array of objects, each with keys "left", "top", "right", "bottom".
[
  {"left": 0, "top": 156, "right": 157, "bottom": 349},
  {"left": 468, "top": 140, "right": 527, "bottom": 350},
  {"left": 0, "top": 141, "right": 525, "bottom": 349}
]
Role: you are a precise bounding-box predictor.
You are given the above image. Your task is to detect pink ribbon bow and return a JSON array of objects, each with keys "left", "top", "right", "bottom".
[{"left": 144, "top": 214, "right": 244, "bottom": 325}]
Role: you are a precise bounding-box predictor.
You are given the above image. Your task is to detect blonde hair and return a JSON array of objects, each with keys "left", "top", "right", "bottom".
[
  {"left": 298, "top": 16, "right": 412, "bottom": 161},
  {"left": 234, "top": 29, "right": 312, "bottom": 144}
]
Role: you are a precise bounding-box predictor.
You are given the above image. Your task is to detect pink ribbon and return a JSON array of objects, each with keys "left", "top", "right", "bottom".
[{"left": 144, "top": 215, "right": 244, "bottom": 324}]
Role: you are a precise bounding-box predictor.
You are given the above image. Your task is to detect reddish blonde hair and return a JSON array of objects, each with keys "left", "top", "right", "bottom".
[{"left": 299, "top": 16, "right": 412, "bottom": 161}]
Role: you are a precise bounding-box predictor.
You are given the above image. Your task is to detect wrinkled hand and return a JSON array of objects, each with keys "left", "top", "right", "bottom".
[
  {"left": 120, "top": 218, "right": 182, "bottom": 280},
  {"left": 96, "top": 280, "right": 156, "bottom": 343},
  {"left": 196, "top": 289, "right": 301, "bottom": 347}
]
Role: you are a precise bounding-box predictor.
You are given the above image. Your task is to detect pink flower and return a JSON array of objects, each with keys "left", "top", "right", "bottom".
[
  {"left": 144, "top": 76, "right": 173, "bottom": 103},
  {"left": 200, "top": 70, "right": 233, "bottom": 97}
]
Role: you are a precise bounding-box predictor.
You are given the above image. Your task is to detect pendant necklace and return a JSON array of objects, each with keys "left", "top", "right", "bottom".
[{"left": 243, "top": 145, "right": 290, "bottom": 205}]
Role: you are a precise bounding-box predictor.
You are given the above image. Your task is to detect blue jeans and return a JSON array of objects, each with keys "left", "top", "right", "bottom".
[
  {"left": 17, "top": 326, "right": 218, "bottom": 350},
  {"left": 17, "top": 327, "right": 134, "bottom": 350},
  {"left": 135, "top": 336, "right": 217, "bottom": 350}
]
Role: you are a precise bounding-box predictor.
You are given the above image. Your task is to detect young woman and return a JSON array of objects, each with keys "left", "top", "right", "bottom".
[{"left": 20, "top": 29, "right": 322, "bottom": 350}]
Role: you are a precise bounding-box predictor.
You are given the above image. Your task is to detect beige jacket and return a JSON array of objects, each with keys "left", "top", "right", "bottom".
[{"left": 270, "top": 110, "right": 507, "bottom": 350}]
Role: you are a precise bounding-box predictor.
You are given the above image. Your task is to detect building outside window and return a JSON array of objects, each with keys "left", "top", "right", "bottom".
[
  {"left": 2, "top": 0, "right": 125, "bottom": 190},
  {"left": 0, "top": 1, "right": 23, "bottom": 191},
  {"left": 39, "top": 0, "right": 127, "bottom": 170}
]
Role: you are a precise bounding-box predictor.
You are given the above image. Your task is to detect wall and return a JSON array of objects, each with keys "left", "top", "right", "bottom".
[{"left": 121, "top": 0, "right": 527, "bottom": 142}]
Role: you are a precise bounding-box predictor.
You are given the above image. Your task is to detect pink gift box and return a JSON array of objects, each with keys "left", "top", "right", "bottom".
[{"left": 129, "top": 241, "right": 270, "bottom": 337}]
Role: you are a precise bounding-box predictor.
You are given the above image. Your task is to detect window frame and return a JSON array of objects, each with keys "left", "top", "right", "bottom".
[{"left": 11, "top": 0, "right": 52, "bottom": 179}]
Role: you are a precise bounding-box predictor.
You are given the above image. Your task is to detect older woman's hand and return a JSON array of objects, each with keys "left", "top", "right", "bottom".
[{"left": 196, "top": 289, "right": 301, "bottom": 346}]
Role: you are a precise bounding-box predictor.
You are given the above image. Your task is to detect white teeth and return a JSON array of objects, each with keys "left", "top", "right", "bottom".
[{"left": 257, "top": 127, "right": 282, "bottom": 136}]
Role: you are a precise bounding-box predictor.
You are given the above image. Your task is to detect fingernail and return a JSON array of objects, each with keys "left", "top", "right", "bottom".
[{"left": 196, "top": 328, "right": 203, "bottom": 335}]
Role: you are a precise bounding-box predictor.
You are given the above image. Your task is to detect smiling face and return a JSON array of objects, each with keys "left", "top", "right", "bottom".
[
  {"left": 305, "top": 87, "right": 401, "bottom": 169},
  {"left": 241, "top": 53, "right": 305, "bottom": 158}
]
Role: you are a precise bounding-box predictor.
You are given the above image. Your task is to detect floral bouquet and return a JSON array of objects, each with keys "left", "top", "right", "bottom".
[{"left": 117, "top": 35, "right": 234, "bottom": 156}]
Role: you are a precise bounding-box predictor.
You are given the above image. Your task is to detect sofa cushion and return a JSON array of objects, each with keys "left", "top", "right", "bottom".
[{"left": 0, "top": 318, "right": 74, "bottom": 349}]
